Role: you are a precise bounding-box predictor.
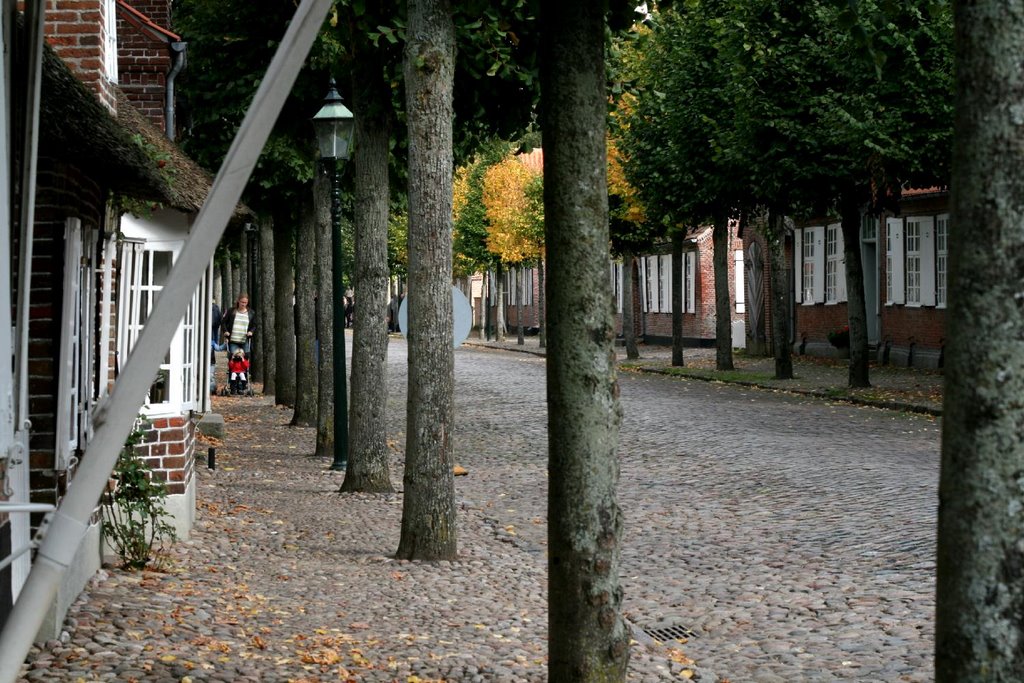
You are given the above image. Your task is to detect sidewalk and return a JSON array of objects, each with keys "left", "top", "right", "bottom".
[{"left": 463, "top": 336, "right": 944, "bottom": 416}]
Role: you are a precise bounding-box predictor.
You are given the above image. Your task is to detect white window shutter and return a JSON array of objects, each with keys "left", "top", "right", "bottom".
[
  {"left": 56, "top": 218, "right": 83, "bottom": 470},
  {"left": 793, "top": 228, "right": 803, "bottom": 304},
  {"left": 639, "top": 257, "right": 649, "bottom": 313},
  {"left": 734, "top": 250, "right": 745, "bottom": 313},
  {"left": 660, "top": 254, "right": 672, "bottom": 313},
  {"left": 812, "top": 226, "right": 825, "bottom": 304},
  {"left": 920, "top": 216, "right": 936, "bottom": 306},
  {"left": 686, "top": 251, "right": 697, "bottom": 313},
  {"left": 836, "top": 223, "right": 847, "bottom": 303},
  {"left": 889, "top": 218, "right": 905, "bottom": 304}
]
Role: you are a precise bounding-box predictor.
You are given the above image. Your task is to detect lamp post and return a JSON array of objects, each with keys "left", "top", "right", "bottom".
[{"left": 312, "top": 79, "right": 354, "bottom": 471}]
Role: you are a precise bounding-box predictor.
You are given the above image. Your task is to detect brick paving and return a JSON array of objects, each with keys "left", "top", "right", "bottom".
[{"left": 17, "top": 335, "right": 941, "bottom": 682}]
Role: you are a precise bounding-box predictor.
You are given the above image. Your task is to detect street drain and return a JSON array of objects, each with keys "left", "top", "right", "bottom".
[{"left": 641, "top": 623, "right": 699, "bottom": 643}]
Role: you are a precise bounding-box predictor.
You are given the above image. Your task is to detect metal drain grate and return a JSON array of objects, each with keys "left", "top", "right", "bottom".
[{"left": 641, "top": 624, "right": 699, "bottom": 643}]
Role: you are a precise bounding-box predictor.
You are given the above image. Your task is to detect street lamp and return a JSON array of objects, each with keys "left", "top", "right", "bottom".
[{"left": 312, "top": 78, "right": 354, "bottom": 471}]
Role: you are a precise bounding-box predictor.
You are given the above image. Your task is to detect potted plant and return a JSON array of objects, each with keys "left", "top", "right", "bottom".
[{"left": 827, "top": 324, "right": 850, "bottom": 348}]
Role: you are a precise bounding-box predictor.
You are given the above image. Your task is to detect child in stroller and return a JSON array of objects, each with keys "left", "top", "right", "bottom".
[{"left": 227, "top": 348, "right": 251, "bottom": 395}]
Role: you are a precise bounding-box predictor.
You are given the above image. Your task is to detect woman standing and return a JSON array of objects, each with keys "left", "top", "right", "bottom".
[{"left": 222, "top": 293, "right": 256, "bottom": 355}]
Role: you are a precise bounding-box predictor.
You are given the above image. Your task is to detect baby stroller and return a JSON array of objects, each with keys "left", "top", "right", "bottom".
[{"left": 222, "top": 347, "right": 255, "bottom": 396}]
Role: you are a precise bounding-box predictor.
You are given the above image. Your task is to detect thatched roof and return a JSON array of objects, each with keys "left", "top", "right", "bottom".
[
  {"left": 38, "top": 41, "right": 172, "bottom": 204},
  {"left": 114, "top": 89, "right": 252, "bottom": 221}
]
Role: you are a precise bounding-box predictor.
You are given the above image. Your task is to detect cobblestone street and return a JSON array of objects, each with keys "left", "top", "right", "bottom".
[{"left": 18, "top": 337, "right": 941, "bottom": 682}]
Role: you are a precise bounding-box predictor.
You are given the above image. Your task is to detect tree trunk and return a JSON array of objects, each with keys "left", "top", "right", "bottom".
[
  {"left": 239, "top": 230, "right": 249, "bottom": 304},
  {"left": 274, "top": 219, "right": 296, "bottom": 407},
  {"left": 231, "top": 260, "right": 240, "bottom": 304},
  {"left": 538, "top": 259, "right": 547, "bottom": 348},
  {"left": 292, "top": 184, "right": 318, "bottom": 427},
  {"left": 224, "top": 257, "right": 234, "bottom": 308},
  {"left": 314, "top": 164, "right": 334, "bottom": 460},
  {"left": 936, "top": 7, "right": 1024, "bottom": 679},
  {"left": 495, "top": 261, "right": 506, "bottom": 341},
  {"left": 516, "top": 265, "right": 525, "bottom": 345},
  {"left": 713, "top": 212, "right": 735, "bottom": 371},
  {"left": 250, "top": 236, "right": 263, "bottom": 383},
  {"left": 479, "top": 273, "right": 489, "bottom": 340},
  {"left": 623, "top": 255, "right": 639, "bottom": 359},
  {"left": 396, "top": 0, "right": 457, "bottom": 561},
  {"left": 213, "top": 265, "right": 223, "bottom": 311},
  {"left": 259, "top": 218, "right": 277, "bottom": 396},
  {"left": 541, "top": 3, "right": 630, "bottom": 679},
  {"left": 840, "top": 190, "right": 870, "bottom": 388},
  {"left": 342, "top": 52, "right": 394, "bottom": 493},
  {"left": 768, "top": 209, "right": 793, "bottom": 380},
  {"left": 671, "top": 232, "right": 684, "bottom": 367}
]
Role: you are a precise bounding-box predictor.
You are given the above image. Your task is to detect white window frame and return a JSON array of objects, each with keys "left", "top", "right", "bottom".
[
  {"left": 886, "top": 217, "right": 905, "bottom": 305},
  {"left": 917, "top": 216, "right": 936, "bottom": 307},
  {"left": 794, "top": 227, "right": 803, "bottom": 304},
  {"left": 802, "top": 227, "right": 816, "bottom": 304},
  {"left": 103, "top": 0, "right": 118, "bottom": 83},
  {"left": 826, "top": 223, "right": 839, "bottom": 303},
  {"left": 639, "top": 257, "right": 649, "bottom": 313},
  {"left": 56, "top": 219, "right": 83, "bottom": 470},
  {"left": 905, "top": 218, "right": 922, "bottom": 305},
  {"left": 936, "top": 214, "right": 949, "bottom": 308},
  {"left": 610, "top": 261, "right": 623, "bottom": 313}
]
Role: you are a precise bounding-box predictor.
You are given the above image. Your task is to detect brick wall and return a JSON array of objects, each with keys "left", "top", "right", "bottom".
[
  {"left": 136, "top": 415, "right": 196, "bottom": 496},
  {"left": 116, "top": 1, "right": 174, "bottom": 132},
  {"left": 45, "top": 0, "right": 117, "bottom": 111},
  {"left": 27, "top": 158, "right": 105, "bottom": 513}
]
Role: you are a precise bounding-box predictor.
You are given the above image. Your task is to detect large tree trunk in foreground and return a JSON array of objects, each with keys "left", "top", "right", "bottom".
[
  {"left": 292, "top": 189, "right": 318, "bottom": 427},
  {"left": 542, "top": 3, "right": 629, "bottom": 679},
  {"left": 274, "top": 219, "right": 296, "bottom": 407},
  {"left": 622, "top": 254, "right": 639, "bottom": 360},
  {"left": 259, "top": 218, "right": 277, "bottom": 396},
  {"left": 713, "top": 212, "right": 735, "bottom": 371},
  {"left": 395, "top": 0, "right": 457, "bottom": 561},
  {"left": 767, "top": 209, "right": 793, "bottom": 380},
  {"left": 343, "top": 52, "right": 394, "bottom": 493},
  {"left": 314, "top": 166, "right": 334, "bottom": 459},
  {"left": 671, "top": 232, "right": 684, "bottom": 367},
  {"left": 495, "top": 261, "right": 506, "bottom": 341},
  {"left": 839, "top": 190, "right": 870, "bottom": 388},
  {"left": 516, "top": 265, "right": 525, "bottom": 345},
  {"left": 936, "top": 6, "right": 1024, "bottom": 680}
]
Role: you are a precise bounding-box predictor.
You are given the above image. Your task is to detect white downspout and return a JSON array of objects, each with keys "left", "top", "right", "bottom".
[{"left": 0, "top": 0, "right": 332, "bottom": 677}]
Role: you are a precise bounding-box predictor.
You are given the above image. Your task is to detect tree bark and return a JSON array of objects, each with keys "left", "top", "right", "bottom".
[
  {"left": 839, "top": 190, "right": 871, "bottom": 388},
  {"left": 713, "top": 212, "right": 735, "bottom": 371},
  {"left": 541, "top": 2, "right": 630, "bottom": 679},
  {"left": 239, "top": 230, "right": 249, "bottom": 305},
  {"left": 623, "top": 255, "right": 639, "bottom": 360},
  {"left": 671, "top": 232, "right": 684, "bottom": 367},
  {"left": 343, "top": 52, "right": 394, "bottom": 493},
  {"left": 538, "top": 258, "right": 547, "bottom": 348},
  {"left": 314, "top": 164, "right": 334, "bottom": 460},
  {"left": 495, "top": 261, "right": 506, "bottom": 341},
  {"left": 396, "top": 0, "right": 457, "bottom": 561},
  {"left": 231, "top": 260, "right": 240, "bottom": 304},
  {"left": 259, "top": 218, "right": 276, "bottom": 395},
  {"left": 768, "top": 209, "right": 793, "bottom": 380},
  {"left": 935, "top": 5, "right": 1024, "bottom": 680},
  {"left": 274, "top": 219, "right": 296, "bottom": 407},
  {"left": 250, "top": 236, "right": 263, "bottom": 384},
  {"left": 223, "top": 256, "right": 234, "bottom": 308},
  {"left": 516, "top": 265, "right": 525, "bottom": 345},
  {"left": 292, "top": 183, "right": 318, "bottom": 427}
]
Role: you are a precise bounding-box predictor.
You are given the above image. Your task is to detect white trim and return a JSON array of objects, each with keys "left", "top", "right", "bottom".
[
  {"left": 734, "top": 250, "right": 745, "bottom": 313},
  {"left": 793, "top": 228, "right": 803, "bottom": 304},
  {"left": 918, "top": 215, "right": 936, "bottom": 307},
  {"left": 659, "top": 254, "right": 672, "bottom": 314},
  {"left": 826, "top": 223, "right": 840, "bottom": 304},
  {"left": 639, "top": 257, "right": 649, "bottom": 313},
  {"left": 97, "top": 237, "right": 117, "bottom": 399},
  {"left": 103, "top": 0, "right": 118, "bottom": 83},
  {"left": 812, "top": 226, "right": 825, "bottom": 304}
]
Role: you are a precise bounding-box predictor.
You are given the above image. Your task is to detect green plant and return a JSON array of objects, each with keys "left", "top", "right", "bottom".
[
  {"left": 101, "top": 418, "right": 177, "bottom": 570},
  {"left": 828, "top": 325, "right": 850, "bottom": 348}
]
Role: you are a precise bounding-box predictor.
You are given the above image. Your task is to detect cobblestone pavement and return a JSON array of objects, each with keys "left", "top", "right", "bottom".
[{"left": 18, "top": 336, "right": 940, "bottom": 682}]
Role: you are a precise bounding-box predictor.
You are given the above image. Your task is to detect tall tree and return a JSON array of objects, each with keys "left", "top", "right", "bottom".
[
  {"left": 342, "top": 40, "right": 395, "bottom": 493},
  {"left": 542, "top": 1, "right": 629, "bottom": 679},
  {"left": 259, "top": 219, "right": 277, "bottom": 396},
  {"left": 274, "top": 218, "right": 296, "bottom": 407},
  {"left": 314, "top": 165, "right": 334, "bottom": 459},
  {"left": 396, "top": 0, "right": 458, "bottom": 561},
  {"left": 292, "top": 182, "right": 318, "bottom": 427},
  {"left": 935, "top": 2, "right": 1024, "bottom": 679}
]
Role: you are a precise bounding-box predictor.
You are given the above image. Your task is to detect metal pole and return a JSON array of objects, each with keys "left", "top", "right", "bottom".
[
  {"left": 328, "top": 159, "right": 348, "bottom": 471},
  {"left": 0, "top": 0, "right": 332, "bottom": 676}
]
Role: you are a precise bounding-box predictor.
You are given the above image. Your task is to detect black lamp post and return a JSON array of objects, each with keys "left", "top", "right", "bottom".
[{"left": 312, "top": 79, "right": 354, "bottom": 471}]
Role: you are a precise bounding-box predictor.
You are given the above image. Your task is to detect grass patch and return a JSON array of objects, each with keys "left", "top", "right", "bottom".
[{"left": 659, "top": 367, "right": 776, "bottom": 384}]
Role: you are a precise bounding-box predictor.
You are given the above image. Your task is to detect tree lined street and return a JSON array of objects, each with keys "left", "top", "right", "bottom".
[{"left": 19, "top": 340, "right": 939, "bottom": 681}]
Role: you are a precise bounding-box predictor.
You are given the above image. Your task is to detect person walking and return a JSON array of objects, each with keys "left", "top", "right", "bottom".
[{"left": 222, "top": 293, "right": 255, "bottom": 355}]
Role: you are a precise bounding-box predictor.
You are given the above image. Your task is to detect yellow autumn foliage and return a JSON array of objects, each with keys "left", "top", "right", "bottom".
[{"left": 482, "top": 154, "right": 544, "bottom": 264}]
